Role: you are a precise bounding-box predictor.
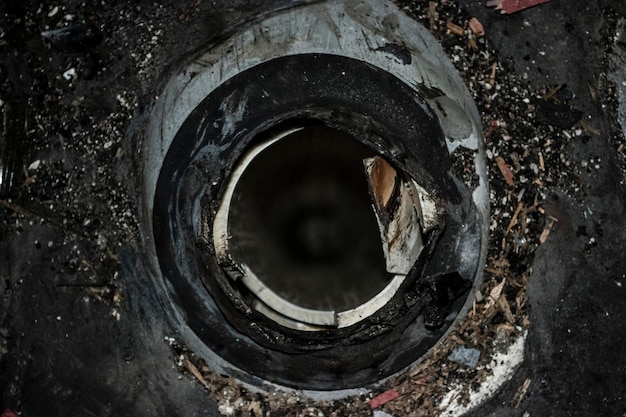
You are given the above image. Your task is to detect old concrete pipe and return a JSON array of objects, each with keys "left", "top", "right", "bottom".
[{"left": 140, "top": 0, "right": 488, "bottom": 392}]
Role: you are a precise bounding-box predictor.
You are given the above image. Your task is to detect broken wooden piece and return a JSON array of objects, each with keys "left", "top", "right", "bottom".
[
  {"left": 364, "top": 156, "right": 425, "bottom": 275},
  {"left": 486, "top": 0, "right": 551, "bottom": 14},
  {"left": 496, "top": 156, "right": 516, "bottom": 187},
  {"left": 469, "top": 18, "right": 485, "bottom": 36},
  {"left": 369, "top": 389, "right": 400, "bottom": 409}
]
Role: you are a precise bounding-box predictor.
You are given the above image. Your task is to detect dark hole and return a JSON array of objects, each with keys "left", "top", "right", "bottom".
[{"left": 228, "top": 125, "right": 391, "bottom": 311}]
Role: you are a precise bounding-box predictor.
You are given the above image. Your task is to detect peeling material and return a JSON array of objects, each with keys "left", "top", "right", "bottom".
[{"left": 364, "top": 156, "right": 425, "bottom": 275}]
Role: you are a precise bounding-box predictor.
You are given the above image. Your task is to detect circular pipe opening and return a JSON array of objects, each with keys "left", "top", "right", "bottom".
[
  {"left": 146, "top": 24, "right": 489, "bottom": 386},
  {"left": 211, "top": 125, "right": 430, "bottom": 330},
  {"left": 228, "top": 126, "right": 389, "bottom": 310}
]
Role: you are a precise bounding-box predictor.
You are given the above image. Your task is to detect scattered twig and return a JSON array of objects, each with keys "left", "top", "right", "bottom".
[
  {"left": 183, "top": 357, "right": 212, "bottom": 390},
  {"left": 539, "top": 216, "right": 557, "bottom": 243},
  {"left": 497, "top": 294, "right": 516, "bottom": 324},
  {"left": 580, "top": 120, "right": 601, "bottom": 136},
  {"left": 511, "top": 378, "right": 532, "bottom": 407},
  {"left": 588, "top": 84, "right": 597, "bottom": 102},
  {"left": 490, "top": 62, "right": 497, "bottom": 85},
  {"left": 496, "top": 156, "right": 516, "bottom": 186},
  {"left": 446, "top": 20, "right": 465, "bottom": 36},
  {"left": 541, "top": 84, "right": 565, "bottom": 101},
  {"left": 428, "top": 1, "right": 438, "bottom": 32},
  {"left": 505, "top": 202, "right": 524, "bottom": 235},
  {"left": 0, "top": 199, "right": 32, "bottom": 217},
  {"left": 484, "top": 279, "right": 506, "bottom": 310}
]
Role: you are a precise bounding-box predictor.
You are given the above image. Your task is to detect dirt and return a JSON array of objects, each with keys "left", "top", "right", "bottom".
[{"left": 1, "top": 0, "right": 625, "bottom": 416}]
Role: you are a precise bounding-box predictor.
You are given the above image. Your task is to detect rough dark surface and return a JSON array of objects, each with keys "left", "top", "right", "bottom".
[
  {"left": 461, "top": 1, "right": 626, "bottom": 415},
  {"left": 1, "top": 0, "right": 625, "bottom": 416}
]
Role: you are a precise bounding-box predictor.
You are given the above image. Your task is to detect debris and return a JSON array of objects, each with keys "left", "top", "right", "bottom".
[
  {"left": 469, "top": 18, "right": 485, "bottom": 36},
  {"left": 496, "top": 156, "right": 516, "bottom": 187},
  {"left": 364, "top": 156, "right": 426, "bottom": 275},
  {"left": 27, "top": 160, "right": 41, "bottom": 173},
  {"left": 505, "top": 202, "right": 524, "bottom": 235},
  {"left": 511, "top": 378, "right": 532, "bottom": 407},
  {"left": 485, "top": 279, "right": 506, "bottom": 310},
  {"left": 541, "top": 84, "right": 566, "bottom": 101},
  {"left": 489, "top": 62, "right": 497, "bottom": 85},
  {"left": 62, "top": 68, "right": 76, "bottom": 80},
  {"left": 446, "top": 20, "right": 465, "bottom": 36},
  {"left": 448, "top": 346, "right": 481, "bottom": 367},
  {"left": 373, "top": 411, "right": 396, "bottom": 417},
  {"left": 183, "top": 357, "right": 211, "bottom": 390},
  {"left": 580, "top": 120, "right": 602, "bottom": 136},
  {"left": 365, "top": 156, "right": 397, "bottom": 212},
  {"left": 414, "top": 376, "right": 430, "bottom": 385},
  {"left": 248, "top": 401, "right": 263, "bottom": 417},
  {"left": 539, "top": 216, "right": 557, "bottom": 243},
  {"left": 588, "top": 84, "right": 597, "bottom": 102},
  {"left": 428, "top": 2, "right": 438, "bottom": 32},
  {"left": 497, "top": 294, "right": 516, "bottom": 324},
  {"left": 369, "top": 390, "right": 400, "bottom": 409},
  {"left": 486, "top": 0, "right": 551, "bottom": 14},
  {"left": 440, "top": 334, "right": 528, "bottom": 415},
  {"left": 48, "top": 6, "right": 59, "bottom": 17}
]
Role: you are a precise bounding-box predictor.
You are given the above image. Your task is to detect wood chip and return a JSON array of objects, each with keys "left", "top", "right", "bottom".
[
  {"left": 183, "top": 357, "right": 211, "bottom": 390},
  {"left": 505, "top": 202, "right": 524, "bottom": 235},
  {"left": 515, "top": 288, "right": 527, "bottom": 312},
  {"left": 580, "top": 120, "right": 601, "bottom": 136},
  {"left": 484, "top": 279, "right": 505, "bottom": 310},
  {"left": 539, "top": 217, "right": 556, "bottom": 244},
  {"left": 541, "top": 84, "right": 564, "bottom": 101},
  {"left": 414, "top": 376, "right": 429, "bottom": 385},
  {"left": 469, "top": 18, "right": 485, "bottom": 36},
  {"left": 450, "top": 334, "right": 466, "bottom": 345},
  {"left": 428, "top": 1, "right": 438, "bottom": 32},
  {"left": 468, "top": 37, "right": 478, "bottom": 51},
  {"left": 512, "top": 378, "right": 532, "bottom": 407},
  {"left": 497, "top": 294, "right": 515, "bottom": 324},
  {"left": 538, "top": 152, "right": 545, "bottom": 171},
  {"left": 496, "top": 156, "right": 516, "bottom": 186},
  {"left": 588, "top": 83, "right": 597, "bottom": 102},
  {"left": 446, "top": 20, "right": 465, "bottom": 36},
  {"left": 248, "top": 401, "right": 263, "bottom": 417},
  {"left": 490, "top": 62, "right": 497, "bottom": 85},
  {"left": 369, "top": 389, "right": 400, "bottom": 409},
  {"left": 487, "top": 0, "right": 551, "bottom": 14}
]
